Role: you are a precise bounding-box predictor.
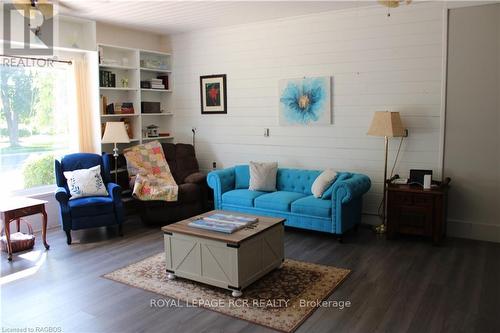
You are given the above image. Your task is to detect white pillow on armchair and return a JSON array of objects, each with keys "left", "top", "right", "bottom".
[{"left": 63, "top": 165, "right": 109, "bottom": 199}]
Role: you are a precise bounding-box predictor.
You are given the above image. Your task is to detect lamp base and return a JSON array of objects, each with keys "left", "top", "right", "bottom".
[
  {"left": 373, "top": 223, "right": 386, "bottom": 234},
  {"left": 113, "top": 143, "right": 119, "bottom": 184}
]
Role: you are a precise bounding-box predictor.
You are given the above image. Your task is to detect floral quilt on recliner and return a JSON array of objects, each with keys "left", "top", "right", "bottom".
[{"left": 124, "top": 141, "right": 178, "bottom": 201}]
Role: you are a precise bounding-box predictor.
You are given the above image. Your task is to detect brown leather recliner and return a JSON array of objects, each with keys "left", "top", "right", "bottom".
[{"left": 130, "top": 143, "right": 210, "bottom": 224}]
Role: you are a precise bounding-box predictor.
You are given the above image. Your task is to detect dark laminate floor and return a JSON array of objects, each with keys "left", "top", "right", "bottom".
[{"left": 1, "top": 216, "right": 499, "bottom": 333}]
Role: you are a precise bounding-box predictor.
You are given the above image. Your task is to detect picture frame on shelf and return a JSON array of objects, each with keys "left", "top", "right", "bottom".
[{"left": 200, "top": 74, "right": 227, "bottom": 114}]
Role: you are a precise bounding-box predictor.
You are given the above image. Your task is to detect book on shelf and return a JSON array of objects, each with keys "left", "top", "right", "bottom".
[
  {"left": 106, "top": 103, "right": 115, "bottom": 115},
  {"left": 100, "top": 95, "right": 108, "bottom": 115},
  {"left": 120, "top": 102, "right": 134, "bottom": 114},
  {"left": 98, "top": 46, "right": 103, "bottom": 64},
  {"left": 105, "top": 102, "right": 135, "bottom": 115},
  {"left": 157, "top": 75, "right": 169, "bottom": 89},
  {"left": 99, "top": 70, "right": 116, "bottom": 88},
  {"left": 141, "top": 79, "right": 167, "bottom": 90}
]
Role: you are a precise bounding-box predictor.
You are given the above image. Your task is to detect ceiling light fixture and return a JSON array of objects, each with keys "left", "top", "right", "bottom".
[{"left": 378, "top": 0, "right": 412, "bottom": 17}]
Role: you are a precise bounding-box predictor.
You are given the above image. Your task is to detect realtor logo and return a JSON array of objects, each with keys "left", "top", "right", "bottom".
[{"left": 3, "top": 1, "right": 54, "bottom": 55}]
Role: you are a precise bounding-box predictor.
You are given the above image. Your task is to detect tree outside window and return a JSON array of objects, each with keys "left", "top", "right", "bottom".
[{"left": 0, "top": 62, "right": 74, "bottom": 193}]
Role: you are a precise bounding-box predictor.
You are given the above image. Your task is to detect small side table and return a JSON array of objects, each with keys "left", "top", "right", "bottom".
[
  {"left": 387, "top": 178, "right": 450, "bottom": 245},
  {"left": 0, "top": 197, "right": 50, "bottom": 261}
]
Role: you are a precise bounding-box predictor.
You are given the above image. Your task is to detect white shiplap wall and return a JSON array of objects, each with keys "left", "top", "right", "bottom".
[{"left": 171, "top": 3, "right": 445, "bottom": 218}]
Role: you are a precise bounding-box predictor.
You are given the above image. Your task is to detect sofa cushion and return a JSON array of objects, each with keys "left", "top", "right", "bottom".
[
  {"left": 161, "top": 143, "right": 179, "bottom": 182},
  {"left": 161, "top": 143, "right": 200, "bottom": 184},
  {"left": 184, "top": 172, "right": 206, "bottom": 184},
  {"left": 254, "top": 191, "right": 307, "bottom": 212},
  {"left": 234, "top": 165, "right": 250, "bottom": 189},
  {"left": 176, "top": 143, "right": 199, "bottom": 183},
  {"left": 222, "top": 189, "right": 266, "bottom": 207},
  {"left": 276, "top": 169, "right": 321, "bottom": 195},
  {"left": 68, "top": 196, "right": 114, "bottom": 218},
  {"left": 291, "top": 196, "right": 332, "bottom": 218}
]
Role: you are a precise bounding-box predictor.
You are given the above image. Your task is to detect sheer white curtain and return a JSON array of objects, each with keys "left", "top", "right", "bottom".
[{"left": 73, "top": 57, "right": 99, "bottom": 153}]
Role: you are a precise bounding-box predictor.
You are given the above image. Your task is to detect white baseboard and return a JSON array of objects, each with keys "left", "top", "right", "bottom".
[
  {"left": 362, "top": 214, "right": 381, "bottom": 226},
  {"left": 447, "top": 219, "right": 500, "bottom": 243},
  {"left": 362, "top": 214, "right": 500, "bottom": 243}
]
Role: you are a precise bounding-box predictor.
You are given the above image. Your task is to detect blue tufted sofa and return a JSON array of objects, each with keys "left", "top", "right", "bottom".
[{"left": 207, "top": 165, "right": 371, "bottom": 238}]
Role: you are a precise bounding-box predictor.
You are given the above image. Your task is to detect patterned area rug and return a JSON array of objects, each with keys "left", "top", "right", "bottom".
[{"left": 104, "top": 253, "right": 350, "bottom": 333}]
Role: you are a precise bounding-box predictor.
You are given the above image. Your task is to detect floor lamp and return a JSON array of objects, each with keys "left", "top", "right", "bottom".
[
  {"left": 102, "top": 122, "right": 130, "bottom": 183},
  {"left": 367, "top": 111, "right": 405, "bottom": 234}
]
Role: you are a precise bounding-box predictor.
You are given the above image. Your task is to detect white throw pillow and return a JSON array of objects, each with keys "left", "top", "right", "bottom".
[
  {"left": 311, "top": 169, "right": 338, "bottom": 198},
  {"left": 248, "top": 161, "right": 278, "bottom": 192},
  {"left": 64, "top": 165, "right": 109, "bottom": 200}
]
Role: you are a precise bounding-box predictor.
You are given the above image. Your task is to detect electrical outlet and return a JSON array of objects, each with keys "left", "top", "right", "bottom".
[{"left": 212, "top": 161, "right": 217, "bottom": 169}]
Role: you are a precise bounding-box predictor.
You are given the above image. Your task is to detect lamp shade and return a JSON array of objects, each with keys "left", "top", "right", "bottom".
[
  {"left": 102, "top": 122, "right": 130, "bottom": 144},
  {"left": 367, "top": 111, "right": 405, "bottom": 137}
]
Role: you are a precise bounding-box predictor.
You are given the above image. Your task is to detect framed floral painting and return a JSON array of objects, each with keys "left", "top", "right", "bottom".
[
  {"left": 200, "top": 74, "right": 227, "bottom": 114},
  {"left": 279, "top": 76, "right": 331, "bottom": 125}
]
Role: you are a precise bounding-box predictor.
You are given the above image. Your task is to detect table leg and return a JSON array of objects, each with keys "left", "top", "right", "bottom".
[
  {"left": 41, "top": 206, "right": 50, "bottom": 250},
  {"left": 4, "top": 219, "right": 12, "bottom": 261},
  {"left": 16, "top": 219, "right": 20, "bottom": 232}
]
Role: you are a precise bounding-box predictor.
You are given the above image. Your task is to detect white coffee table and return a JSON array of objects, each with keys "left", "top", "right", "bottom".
[{"left": 162, "top": 210, "right": 285, "bottom": 297}]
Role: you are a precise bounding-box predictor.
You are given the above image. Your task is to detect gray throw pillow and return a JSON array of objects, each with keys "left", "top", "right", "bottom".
[{"left": 248, "top": 161, "right": 278, "bottom": 192}]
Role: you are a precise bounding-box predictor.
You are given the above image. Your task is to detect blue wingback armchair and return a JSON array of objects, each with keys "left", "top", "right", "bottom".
[{"left": 54, "top": 153, "right": 124, "bottom": 244}]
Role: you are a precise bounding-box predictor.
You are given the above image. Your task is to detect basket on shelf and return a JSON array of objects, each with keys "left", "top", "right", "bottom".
[{"left": 1, "top": 219, "right": 36, "bottom": 253}]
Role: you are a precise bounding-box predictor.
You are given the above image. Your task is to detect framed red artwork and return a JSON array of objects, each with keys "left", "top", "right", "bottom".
[{"left": 200, "top": 74, "right": 227, "bottom": 114}]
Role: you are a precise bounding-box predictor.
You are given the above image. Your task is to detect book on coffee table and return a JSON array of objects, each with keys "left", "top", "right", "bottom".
[
  {"left": 188, "top": 213, "right": 258, "bottom": 234},
  {"left": 203, "top": 213, "right": 258, "bottom": 225},
  {"left": 188, "top": 219, "right": 242, "bottom": 234}
]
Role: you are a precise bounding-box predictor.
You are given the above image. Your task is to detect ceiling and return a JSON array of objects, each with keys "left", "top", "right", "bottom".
[{"left": 60, "top": 1, "right": 374, "bottom": 35}]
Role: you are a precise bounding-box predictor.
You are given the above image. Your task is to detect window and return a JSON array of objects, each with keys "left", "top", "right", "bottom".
[{"left": 0, "top": 59, "right": 76, "bottom": 194}]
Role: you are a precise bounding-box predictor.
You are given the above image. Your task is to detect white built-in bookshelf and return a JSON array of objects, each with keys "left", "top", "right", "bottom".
[{"left": 97, "top": 44, "right": 173, "bottom": 154}]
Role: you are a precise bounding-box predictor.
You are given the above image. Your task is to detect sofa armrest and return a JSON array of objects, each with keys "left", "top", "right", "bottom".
[
  {"left": 332, "top": 174, "right": 371, "bottom": 205},
  {"left": 330, "top": 174, "right": 371, "bottom": 234},
  {"left": 184, "top": 172, "right": 206, "bottom": 184},
  {"left": 55, "top": 187, "right": 70, "bottom": 204},
  {"left": 107, "top": 182, "right": 122, "bottom": 201},
  {"left": 207, "top": 167, "right": 235, "bottom": 209}
]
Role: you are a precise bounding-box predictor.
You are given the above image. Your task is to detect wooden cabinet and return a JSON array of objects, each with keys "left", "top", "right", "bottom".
[{"left": 387, "top": 180, "right": 450, "bottom": 245}]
